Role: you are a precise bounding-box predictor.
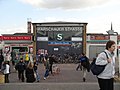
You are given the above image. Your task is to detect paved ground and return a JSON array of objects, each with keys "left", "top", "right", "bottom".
[
  {"left": 0, "top": 64, "right": 120, "bottom": 90},
  {"left": 9, "top": 64, "right": 97, "bottom": 83}
]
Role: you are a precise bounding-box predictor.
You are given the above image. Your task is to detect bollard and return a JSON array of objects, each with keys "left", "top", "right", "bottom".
[{"left": 0, "top": 71, "right": 5, "bottom": 84}]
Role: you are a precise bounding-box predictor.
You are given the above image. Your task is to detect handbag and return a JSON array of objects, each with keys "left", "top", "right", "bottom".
[
  {"left": 91, "top": 64, "right": 106, "bottom": 75},
  {"left": 90, "top": 51, "right": 108, "bottom": 75}
]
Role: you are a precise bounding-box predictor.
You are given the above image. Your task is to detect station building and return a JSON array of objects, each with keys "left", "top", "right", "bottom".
[
  {"left": 0, "top": 21, "right": 120, "bottom": 63},
  {"left": 32, "top": 22, "right": 87, "bottom": 62}
]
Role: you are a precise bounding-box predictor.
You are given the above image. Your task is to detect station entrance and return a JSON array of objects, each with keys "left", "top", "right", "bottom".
[{"left": 33, "top": 22, "right": 87, "bottom": 63}]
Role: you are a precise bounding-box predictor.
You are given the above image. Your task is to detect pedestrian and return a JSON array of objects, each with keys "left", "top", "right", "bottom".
[
  {"left": 2, "top": 61, "right": 10, "bottom": 83},
  {"left": 25, "top": 61, "right": 35, "bottom": 83},
  {"left": 95, "top": 40, "right": 116, "bottom": 90},
  {"left": 11, "top": 50, "right": 16, "bottom": 66},
  {"left": 15, "top": 58, "right": 26, "bottom": 82},
  {"left": 49, "top": 54, "right": 58, "bottom": 75},
  {"left": 76, "top": 55, "right": 82, "bottom": 71},
  {"left": 4, "top": 51, "right": 11, "bottom": 62},
  {"left": 79, "top": 53, "right": 90, "bottom": 82},
  {"left": 0, "top": 50, "right": 4, "bottom": 70},
  {"left": 24, "top": 52, "right": 30, "bottom": 65},
  {"left": 33, "top": 59, "right": 40, "bottom": 82},
  {"left": 43, "top": 56, "right": 50, "bottom": 80}
]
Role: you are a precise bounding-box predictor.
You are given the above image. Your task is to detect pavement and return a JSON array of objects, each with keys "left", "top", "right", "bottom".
[{"left": 0, "top": 64, "right": 120, "bottom": 90}]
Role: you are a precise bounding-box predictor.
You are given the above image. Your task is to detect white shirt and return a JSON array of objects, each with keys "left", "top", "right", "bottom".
[{"left": 4, "top": 64, "right": 10, "bottom": 74}]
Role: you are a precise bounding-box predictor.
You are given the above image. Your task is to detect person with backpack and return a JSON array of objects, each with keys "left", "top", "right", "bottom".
[
  {"left": 95, "top": 40, "right": 116, "bottom": 90},
  {"left": 79, "top": 53, "right": 90, "bottom": 82}
]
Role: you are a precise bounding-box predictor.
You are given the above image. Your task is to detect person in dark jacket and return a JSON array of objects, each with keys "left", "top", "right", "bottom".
[
  {"left": 49, "top": 54, "right": 58, "bottom": 75},
  {"left": 25, "top": 62, "right": 35, "bottom": 83},
  {"left": 15, "top": 58, "right": 26, "bottom": 82},
  {"left": 11, "top": 50, "right": 16, "bottom": 66},
  {"left": 80, "top": 53, "right": 90, "bottom": 82},
  {"left": 0, "top": 50, "right": 4, "bottom": 69}
]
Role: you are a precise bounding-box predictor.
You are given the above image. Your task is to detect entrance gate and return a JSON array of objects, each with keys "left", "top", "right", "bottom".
[{"left": 33, "top": 22, "right": 87, "bottom": 63}]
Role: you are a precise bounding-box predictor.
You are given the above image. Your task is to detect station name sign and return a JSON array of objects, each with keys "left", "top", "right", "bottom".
[{"left": 37, "top": 26, "right": 83, "bottom": 32}]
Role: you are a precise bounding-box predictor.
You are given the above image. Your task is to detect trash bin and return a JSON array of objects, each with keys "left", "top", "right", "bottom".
[{"left": 0, "top": 71, "right": 5, "bottom": 84}]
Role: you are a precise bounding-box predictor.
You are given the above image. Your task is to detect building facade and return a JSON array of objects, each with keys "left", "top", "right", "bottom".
[
  {"left": 32, "top": 22, "right": 87, "bottom": 63},
  {"left": 0, "top": 33, "right": 33, "bottom": 54}
]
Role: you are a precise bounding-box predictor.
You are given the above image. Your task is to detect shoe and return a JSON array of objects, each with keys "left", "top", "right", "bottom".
[
  {"left": 37, "top": 80, "right": 40, "bottom": 82},
  {"left": 22, "top": 80, "right": 24, "bottom": 82},
  {"left": 83, "top": 78, "right": 86, "bottom": 82},
  {"left": 46, "top": 76, "right": 49, "bottom": 78},
  {"left": 44, "top": 77, "right": 46, "bottom": 80},
  {"left": 76, "top": 69, "right": 78, "bottom": 71}
]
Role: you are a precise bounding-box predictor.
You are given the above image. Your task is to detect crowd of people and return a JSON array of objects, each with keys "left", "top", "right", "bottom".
[
  {"left": 0, "top": 50, "right": 59, "bottom": 83},
  {"left": 0, "top": 40, "right": 117, "bottom": 90}
]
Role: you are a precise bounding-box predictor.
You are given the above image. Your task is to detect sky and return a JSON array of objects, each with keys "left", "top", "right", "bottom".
[{"left": 0, "top": 0, "right": 120, "bottom": 35}]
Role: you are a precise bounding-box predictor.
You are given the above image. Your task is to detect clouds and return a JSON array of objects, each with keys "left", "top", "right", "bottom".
[
  {"left": 19, "top": 0, "right": 111, "bottom": 9},
  {"left": 0, "top": 26, "right": 26, "bottom": 35},
  {"left": 0, "top": 0, "right": 120, "bottom": 35}
]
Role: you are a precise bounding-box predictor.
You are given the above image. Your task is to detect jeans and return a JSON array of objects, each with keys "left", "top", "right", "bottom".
[
  {"left": 44, "top": 69, "right": 49, "bottom": 78},
  {"left": 34, "top": 69, "right": 40, "bottom": 81}
]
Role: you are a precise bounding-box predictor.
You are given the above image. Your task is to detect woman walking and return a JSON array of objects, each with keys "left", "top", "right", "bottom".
[
  {"left": 25, "top": 62, "right": 35, "bottom": 83},
  {"left": 96, "top": 40, "right": 116, "bottom": 90},
  {"left": 2, "top": 61, "right": 10, "bottom": 83}
]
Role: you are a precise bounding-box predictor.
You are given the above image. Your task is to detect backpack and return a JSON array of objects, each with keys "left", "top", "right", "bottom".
[{"left": 90, "top": 51, "right": 109, "bottom": 75}]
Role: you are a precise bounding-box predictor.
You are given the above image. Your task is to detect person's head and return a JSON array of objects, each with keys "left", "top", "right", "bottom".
[
  {"left": 27, "top": 62, "right": 34, "bottom": 69},
  {"left": 106, "top": 40, "right": 116, "bottom": 52},
  {"left": 81, "top": 53, "right": 85, "bottom": 56},
  {"left": 20, "top": 58, "right": 23, "bottom": 62}
]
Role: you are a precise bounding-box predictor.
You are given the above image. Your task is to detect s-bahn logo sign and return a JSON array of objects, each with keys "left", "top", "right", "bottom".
[{"left": 56, "top": 34, "right": 63, "bottom": 41}]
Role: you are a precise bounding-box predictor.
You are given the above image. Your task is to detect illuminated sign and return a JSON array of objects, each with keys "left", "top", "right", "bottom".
[
  {"left": 71, "top": 37, "right": 82, "bottom": 41},
  {"left": 56, "top": 34, "right": 63, "bottom": 41},
  {"left": 37, "top": 37, "right": 48, "bottom": 41},
  {"left": 2, "top": 36, "right": 32, "bottom": 40}
]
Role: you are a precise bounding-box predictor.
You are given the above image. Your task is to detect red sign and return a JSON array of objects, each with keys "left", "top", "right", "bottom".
[
  {"left": 2, "top": 36, "right": 32, "bottom": 40},
  {"left": 90, "top": 35, "right": 109, "bottom": 40},
  {"left": 0, "top": 36, "right": 2, "bottom": 41}
]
